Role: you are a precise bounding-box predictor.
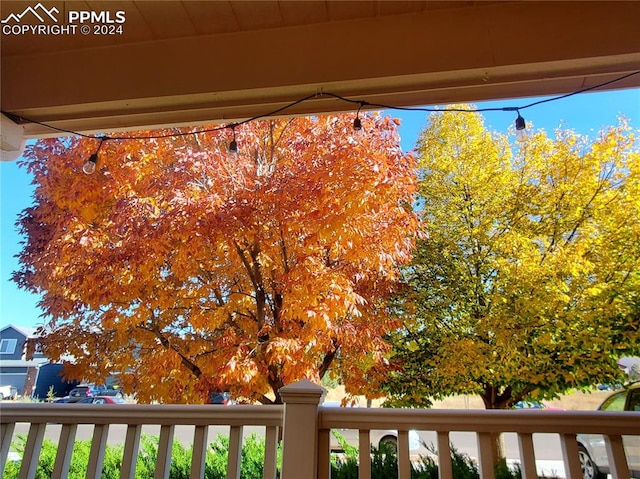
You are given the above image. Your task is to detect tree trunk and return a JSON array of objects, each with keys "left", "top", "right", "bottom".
[{"left": 480, "top": 386, "right": 511, "bottom": 463}]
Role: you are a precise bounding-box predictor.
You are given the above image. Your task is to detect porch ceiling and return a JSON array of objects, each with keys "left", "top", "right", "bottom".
[{"left": 2, "top": 1, "right": 640, "bottom": 138}]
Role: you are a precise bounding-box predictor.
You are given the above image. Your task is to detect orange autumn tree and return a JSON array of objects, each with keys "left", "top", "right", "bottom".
[{"left": 15, "top": 115, "right": 417, "bottom": 404}]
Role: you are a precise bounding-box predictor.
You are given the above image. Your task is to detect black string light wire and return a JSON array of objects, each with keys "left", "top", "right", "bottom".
[{"left": 2, "top": 70, "right": 638, "bottom": 173}]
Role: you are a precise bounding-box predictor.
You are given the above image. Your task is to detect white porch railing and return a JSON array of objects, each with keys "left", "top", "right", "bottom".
[
  {"left": 317, "top": 405, "right": 640, "bottom": 479},
  {"left": 0, "top": 402, "right": 284, "bottom": 479},
  {"left": 1, "top": 380, "right": 639, "bottom": 479}
]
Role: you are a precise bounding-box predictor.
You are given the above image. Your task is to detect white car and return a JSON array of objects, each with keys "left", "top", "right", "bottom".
[
  {"left": 322, "top": 401, "right": 421, "bottom": 453},
  {"left": 576, "top": 383, "right": 640, "bottom": 479}
]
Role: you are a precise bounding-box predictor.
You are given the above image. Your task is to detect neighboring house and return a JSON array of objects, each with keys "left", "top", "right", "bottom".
[{"left": 0, "top": 324, "right": 77, "bottom": 399}]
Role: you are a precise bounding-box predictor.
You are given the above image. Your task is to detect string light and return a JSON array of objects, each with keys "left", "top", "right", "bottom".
[
  {"left": 0, "top": 70, "right": 637, "bottom": 171},
  {"left": 82, "top": 137, "right": 107, "bottom": 175},
  {"left": 514, "top": 111, "right": 527, "bottom": 142},
  {"left": 82, "top": 153, "right": 98, "bottom": 175},
  {"left": 228, "top": 125, "right": 238, "bottom": 154},
  {"left": 353, "top": 101, "right": 367, "bottom": 131},
  {"left": 515, "top": 111, "right": 526, "bottom": 131}
]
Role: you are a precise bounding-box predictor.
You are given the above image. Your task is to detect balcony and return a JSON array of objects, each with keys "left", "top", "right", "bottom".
[{"left": 1, "top": 380, "right": 639, "bottom": 479}]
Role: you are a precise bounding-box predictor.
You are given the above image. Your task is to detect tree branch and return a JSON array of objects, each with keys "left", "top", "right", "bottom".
[
  {"left": 318, "top": 339, "right": 340, "bottom": 379},
  {"left": 139, "top": 317, "right": 203, "bottom": 379}
]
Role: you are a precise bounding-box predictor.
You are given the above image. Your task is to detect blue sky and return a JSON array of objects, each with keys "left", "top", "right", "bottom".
[{"left": 1, "top": 88, "right": 639, "bottom": 330}]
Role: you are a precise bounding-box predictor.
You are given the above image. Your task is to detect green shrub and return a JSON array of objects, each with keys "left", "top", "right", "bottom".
[
  {"left": 328, "top": 434, "right": 524, "bottom": 479},
  {"left": 133, "top": 435, "right": 159, "bottom": 479},
  {"left": 3, "top": 435, "right": 56, "bottom": 479},
  {"left": 4, "top": 432, "right": 526, "bottom": 479},
  {"left": 168, "top": 441, "right": 191, "bottom": 479},
  {"left": 2, "top": 435, "right": 123, "bottom": 479},
  {"left": 207, "top": 434, "right": 268, "bottom": 479},
  {"left": 495, "top": 459, "right": 522, "bottom": 479},
  {"left": 370, "top": 442, "right": 401, "bottom": 479},
  {"left": 411, "top": 444, "right": 480, "bottom": 479}
]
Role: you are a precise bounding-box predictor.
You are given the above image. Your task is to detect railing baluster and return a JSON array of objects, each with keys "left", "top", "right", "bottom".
[
  {"left": 436, "top": 431, "right": 452, "bottom": 479},
  {"left": 155, "top": 424, "right": 175, "bottom": 479},
  {"left": 189, "top": 425, "right": 209, "bottom": 479},
  {"left": 0, "top": 422, "right": 16, "bottom": 476},
  {"left": 227, "top": 425, "right": 243, "bottom": 479},
  {"left": 52, "top": 423, "right": 77, "bottom": 479},
  {"left": 560, "top": 433, "right": 581, "bottom": 479},
  {"left": 18, "top": 423, "right": 46, "bottom": 479},
  {"left": 476, "top": 432, "right": 495, "bottom": 479},
  {"left": 317, "top": 428, "right": 331, "bottom": 479},
  {"left": 516, "top": 432, "right": 537, "bottom": 479},
  {"left": 263, "top": 426, "right": 279, "bottom": 479},
  {"left": 120, "top": 424, "right": 142, "bottom": 479},
  {"left": 358, "top": 429, "right": 371, "bottom": 479},
  {"left": 86, "top": 423, "right": 110, "bottom": 479},
  {"left": 397, "top": 430, "right": 411, "bottom": 479},
  {"left": 604, "top": 434, "right": 630, "bottom": 479}
]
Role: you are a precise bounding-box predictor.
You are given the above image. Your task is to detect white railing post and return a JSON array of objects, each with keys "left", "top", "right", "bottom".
[{"left": 279, "top": 379, "right": 326, "bottom": 479}]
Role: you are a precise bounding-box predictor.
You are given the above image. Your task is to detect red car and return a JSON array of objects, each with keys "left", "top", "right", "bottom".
[{"left": 67, "top": 384, "right": 123, "bottom": 403}]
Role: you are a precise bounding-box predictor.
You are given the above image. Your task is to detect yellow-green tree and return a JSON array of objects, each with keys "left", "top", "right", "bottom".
[{"left": 383, "top": 108, "right": 640, "bottom": 410}]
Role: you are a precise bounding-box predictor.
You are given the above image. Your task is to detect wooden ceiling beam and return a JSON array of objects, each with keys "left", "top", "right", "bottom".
[{"left": 2, "top": 1, "right": 639, "bottom": 137}]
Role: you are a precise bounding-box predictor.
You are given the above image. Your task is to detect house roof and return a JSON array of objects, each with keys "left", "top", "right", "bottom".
[
  {"left": 0, "top": 358, "right": 49, "bottom": 368},
  {"left": 0, "top": 324, "right": 38, "bottom": 338}
]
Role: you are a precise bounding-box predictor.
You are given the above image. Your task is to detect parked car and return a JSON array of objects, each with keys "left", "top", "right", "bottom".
[
  {"left": 209, "top": 392, "right": 232, "bottom": 405},
  {"left": 76, "top": 396, "right": 127, "bottom": 404},
  {"left": 67, "top": 384, "right": 123, "bottom": 403},
  {"left": 513, "top": 400, "right": 565, "bottom": 411},
  {"left": 577, "top": 382, "right": 640, "bottom": 479},
  {"left": 0, "top": 385, "right": 18, "bottom": 401},
  {"left": 322, "top": 401, "right": 421, "bottom": 453},
  {"left": 597, "top": 383, "right": 622, "bottom": 391}
]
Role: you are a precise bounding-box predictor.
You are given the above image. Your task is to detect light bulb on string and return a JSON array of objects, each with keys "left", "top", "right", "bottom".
[
  {"left": 228, "top": 125, "right": 238, "bottom": 155},
  {"left": 353, "top": 101, "right": 366, "bottom": 133},
  {"left": 515, "top": 111, "right": 527, "bottom": 142},
  {"left": 82, "top": 153, "right": 98, "bottom": 174},
  {"left": 83, "top": 138, "right": 106, "bottom": 175},
  {"left": 353, "top": 117, "right": 362, "bottom": 131}
]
